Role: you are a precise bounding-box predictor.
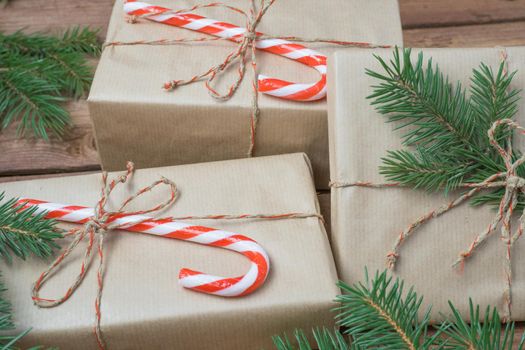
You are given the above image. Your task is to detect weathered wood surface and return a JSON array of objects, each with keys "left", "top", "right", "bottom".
[{"left": 400, "top": 0, "right": 525, "bottom": 28}]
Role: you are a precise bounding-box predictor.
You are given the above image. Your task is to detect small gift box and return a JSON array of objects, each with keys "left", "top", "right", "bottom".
[
  {"left": 1, "top": 153, "right": 338, "bottom": 349},
  {"left": 328, "top": 47, "right": 525, "bottom": 321},
  {"left": 88, "top": 0, "right": 403, "bottom": 190}
]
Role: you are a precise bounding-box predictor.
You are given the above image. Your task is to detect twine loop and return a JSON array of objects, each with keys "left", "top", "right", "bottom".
[
  {"left": 120, "top": 0, "right": 274, "bottom": 156},
  {"left": 31, "top": 161, "right": 178, "bottom": 349},
  {"left": 332, "top": 119, "right": 525, "bottom": 321},
  {"left": 106, "top": 0, "right": 391, "bottom": 157},
  {"left": 29, "top": 160, "right": 324, "bottom": 349}
]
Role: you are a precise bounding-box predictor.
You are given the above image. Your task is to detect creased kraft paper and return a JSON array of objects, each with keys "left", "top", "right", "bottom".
[
  {"left": 88, "top": 0, "right": 403, "bottom": 190},
  {"left": 328, "top": 47, "right": 525, "bottom": 321},
  {"left": 1, "top": 153, "right": 339, "bottom": 349}
]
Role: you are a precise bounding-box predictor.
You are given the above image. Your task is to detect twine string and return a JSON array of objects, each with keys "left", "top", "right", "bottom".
[
  {"left": 31, "top": 162, "right": 178, "bottom": 349},
  {"left": 331, "top": 119, "right": 525, "bottom": 321},
  {"left": 104, "top": 0, "right": 390, "bottom": 157},
  {"left": 30, "top": 161, "right": 323, "bottom": 349}
]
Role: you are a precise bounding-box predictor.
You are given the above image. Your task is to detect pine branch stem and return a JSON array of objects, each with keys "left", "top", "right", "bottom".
[
  {"left": 48, "top": 52, "right": 82, "bottom": 82},
  {"left": 396, "top": 78, "right": 474, "bottom": 149},
  {"left": 362, "top": 296, "right": 417, "bottom": 350},
  {"left": 2, "top": 76, "right": 40, "bottom": 114}
]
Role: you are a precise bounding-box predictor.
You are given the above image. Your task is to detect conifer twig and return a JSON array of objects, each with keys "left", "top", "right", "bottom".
[
  {"left": 0, "top": 27, "right": 101, "bottom": 139},
  {"left": 0, "top": 192, "right": 63, "bottom": 263},
  {"left": 272, "top": 270, "right": 524, "bottom": 350},
  {"left": 366, "top": 48, "right": 522, "bottom": 203}
]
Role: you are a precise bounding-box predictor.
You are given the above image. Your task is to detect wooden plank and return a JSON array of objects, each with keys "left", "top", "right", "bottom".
[
  {"left": 0, "top": 170, "right": 98, "bottom": 183},
  {"left": 0, "top": 100, "right": 100, "bottom": 176},
  {"left": 0, "top": 0, "right": 113, "bottom": 35},
  {"left": 404, "top": 21, "right": 525, "bottom": 47},
  {"left": 400, "top": 0, "right": 525, "bottom": 29}
]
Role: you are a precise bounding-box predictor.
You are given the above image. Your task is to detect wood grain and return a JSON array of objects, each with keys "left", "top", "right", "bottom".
[
  {"left": 400, "top": 0, "right": 525, "bottom": 29},
  {"left": 0, "top": 101, "right": 100, "bottom": 176},
  {"left": 404, "top": 21, "right": 525, "bottom": 47},
  {"left": 0, "top": 0, "right": 113, "bottom": 35}
]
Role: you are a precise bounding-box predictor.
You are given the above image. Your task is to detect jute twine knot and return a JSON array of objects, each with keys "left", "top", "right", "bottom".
[
  {"left": 122, "top": 0, "right": 273, "bottom": 156},
  {"left": 29, "top": 160, "right": 325, "bottom": 349},
  {"left": 31, "top": 162, "right": 178, "bottom": 349},
  {"left": 331, "top": 118, "right": 525, "bottom": 321},
  {"left": 106, "top": 0, "right": 391, "bottom": 158}
]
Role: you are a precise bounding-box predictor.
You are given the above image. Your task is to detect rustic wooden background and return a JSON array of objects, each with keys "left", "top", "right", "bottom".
[{"left": 1, "top": 0, "right": 525, "bottom": 341}]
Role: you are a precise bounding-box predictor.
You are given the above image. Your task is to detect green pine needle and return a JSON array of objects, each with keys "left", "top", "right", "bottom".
[
  {"left": 272, "top": 329, "right": 353, "bottom": 350},
  {"left": 272, "top": 270, "right": 524, "bottom": 350},
  {"left": 437, "top": 299, "right": 525, "bottom": 350},
  {"left": 0, "top": 64, "right": 69, "bottom": 139},
  {"left": 367, "top": 47, "right": 522, "bottom": 203},
  {"left": 0, "top": 27, "right": 101, "bottom": 139},
  {"left": 0, "top": 192, "right": 62, "bottom": 263},
  {"left": 0, "top": 275, "right": 34, "bottom": 349},
  {"left": 337, "top": 270, "right": 436, "bottom": 350}
]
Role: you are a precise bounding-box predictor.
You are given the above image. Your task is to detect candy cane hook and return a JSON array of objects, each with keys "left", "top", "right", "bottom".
[
  {"left": 18, "top": 199, "right": 270, "bottom": 297},
  {"left": 123, "top": 0, "right": 327, "bottom": 101}
]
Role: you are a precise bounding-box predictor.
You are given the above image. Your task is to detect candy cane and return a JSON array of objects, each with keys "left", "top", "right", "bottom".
[
  {"left": 18, "top": 199, "right": 270, "bottom": 297},
  {"left": 123, "top": 0, "right": 327, "bottom": 101}
]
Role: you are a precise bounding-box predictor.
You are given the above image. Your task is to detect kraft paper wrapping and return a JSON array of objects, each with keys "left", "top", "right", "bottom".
[
  {"left": 88, "top": 0, "right": 403, "bottom": 190},
  {"left": 0, "top": 153, "right": 339, "bottom": 349},
  {"left": 328, "top": 47, "right": 525, "bottom": 321}
]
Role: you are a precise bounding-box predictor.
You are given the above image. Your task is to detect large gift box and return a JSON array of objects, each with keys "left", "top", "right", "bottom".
[
  {"left": 88, "top": 0, "right": 403, "bottom": 190},
  {"left": 328, "top": 47, "right": 525, "bottom": 320},
  {"left": 1, "top": 153, "right": 339, "bottom": 349}
]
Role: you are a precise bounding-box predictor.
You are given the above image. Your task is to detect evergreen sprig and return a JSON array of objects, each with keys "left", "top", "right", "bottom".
[
  {"left": 366, "top": 48, "right": 522, "bottom": 204},
  {"left": 0, "top": 276, "right": 33, "bottom": 349},
  {"left": 337, "top": 270, "right": 436, "bottom": 349},
  {"left": 272, "top": 270, "right": 525, "bottom": 350},
  {"left": 0, "top": 27, "right": 101, "bottom": 139},
  {"left": 0, "top": 192, "right": 63, "bottom": 348},
  {"left": 0, "top": 192, "right": 63, "bottom": 263}
]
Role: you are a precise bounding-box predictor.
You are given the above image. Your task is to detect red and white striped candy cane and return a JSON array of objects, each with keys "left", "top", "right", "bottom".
[
  {"left": 18, "top": 199, "right": 270, "bottom": 297},
  {"left": 123, "top": 0, "right": 327, "bottom": 101}
]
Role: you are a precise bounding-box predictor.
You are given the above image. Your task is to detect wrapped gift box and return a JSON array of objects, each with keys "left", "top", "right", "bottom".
[
  {"left": 1, "top": 153, "right": 339, "bottom": 349},
  {"left": 328, "top": 47, "right": 525, "bottom": 320},
  {"left": 88, "top": 0, "right": 403, "bottom": 190}
]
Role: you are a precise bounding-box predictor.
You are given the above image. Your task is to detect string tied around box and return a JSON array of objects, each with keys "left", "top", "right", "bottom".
[
  {"left": 330, "top": 119, "right": 525, "bottom": 322},
  {"left": 21, "top": 162, "right": 323, "bottom": 349},
  {"left": 104, "top": 0, "right": 391, "bottom": 156}
]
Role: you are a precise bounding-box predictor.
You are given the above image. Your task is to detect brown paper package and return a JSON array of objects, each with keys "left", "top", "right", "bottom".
[
  {"left": 1, "top": 153, "right": 339, "bottom": 349},
  {"left": 328, "top": 47, "right": 525, "bottom": 321},
  {"left": 88, "top": 0, "right": 403, "bottom": 190}
]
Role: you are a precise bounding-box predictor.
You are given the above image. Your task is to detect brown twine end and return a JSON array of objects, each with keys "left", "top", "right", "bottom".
[
  {"left": 163, "top": 81, "right": 180, "bottom": 91},
  {"left": 386, "top": 252, "right": 398, "bottom": 270},
  {"left": 126, "top": 15, "right": 139, "bottom": 24}
]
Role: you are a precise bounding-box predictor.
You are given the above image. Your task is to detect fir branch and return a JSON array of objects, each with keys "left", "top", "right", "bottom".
[
  {"left": 437, "top": 300, "right": 525, "bottom": 350},
  {"left": 367, "top": 48, "right": 521, "bottom": 196},
  {"left": 0, "top": 27, "right": 101, "bottom": 139},
  {"left": 337, "top": 270, "right": 436, "bottom": 350},
  {"left": 60, "top": 26, "right": 101, "bottom": 56},
  {"left": 380, "top": 148, "right": 477, "bottom": 192},
  {"left": 0, "top": 192, "right": 62, "bottom": 263},
  {"left": 272, "top": 329, "right": 353, "bottom": 350},
  {"left": 0, "top": 276, "right": 33, "bottom": 349},
  {"left": 366, "top": 48, "right": 478, "bottom": 154},
  {"left": 271, "top": 270, "right": 525, "bottom": 350},
  {"left": 0, "top": 65, "right": 69, "bottom": 139}
]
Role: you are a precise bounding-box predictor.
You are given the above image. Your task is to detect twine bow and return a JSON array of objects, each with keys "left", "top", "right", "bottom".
[
  {"left": 331, "top": 119, "right": 525, "bottom": 321},
  {"left": 105, "top": 0, "right": 389, "bottom": 157},
  {"left": 31, "top": 162, "right": 178, "bottom": 349},
  {"left": 29, "top": 161, "right": 325, "bottom": 349}
]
